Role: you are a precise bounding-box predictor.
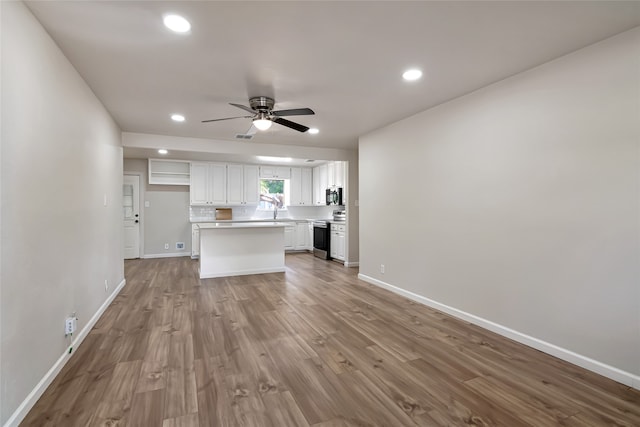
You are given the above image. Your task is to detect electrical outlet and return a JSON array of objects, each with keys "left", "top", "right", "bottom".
[
  {"left": 65, "top": 316, "right": 77, "bottom": 335},
  {"left": 380, "top": 264, "right": 385, "bottom": 274},
  {"left": 104, "top": 279, "right": 108, "bottom": 292},
  {"left": 164, "top": 243, "right": 169, "bottom": 250}
]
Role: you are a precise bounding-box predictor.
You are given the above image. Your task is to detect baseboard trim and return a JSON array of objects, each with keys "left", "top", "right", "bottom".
[
  {"left": 3, "top": 278, "right": 127, "bottom": 427},
  {"left": 141, "top": 252, "right": 190, "bottom": 259},
  {"left": 357, "top": 273, "right": 640, "bottom": 391},
  {"left": 199, "top": 267, "right": 286, "bottom": 279},
  {"left": 345, "top": 261, "right": 360, "bottom": 268}
]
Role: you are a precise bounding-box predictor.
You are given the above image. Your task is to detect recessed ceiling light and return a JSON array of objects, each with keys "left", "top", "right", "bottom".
[
  {"left": 402, "top": 69, "right": 423, "bottom": 81},
  {"left": 308, "top": 128, "right": 319, "bottom": 134},
  {"left": 163, "top": 14, "right": 191, "bottom": 33},
  {"left": 171, "top": 114, "right": 185, "bottom": 122},
  {"left": 256, "top": 156, "right": 292, "bottom": 162},
  {"left": 158, "top": 149, "right": 168, "bottom": 155}
]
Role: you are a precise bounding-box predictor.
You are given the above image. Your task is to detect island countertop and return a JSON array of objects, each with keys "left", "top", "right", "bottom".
[
  {"left": 190, "top": 218, "right": 323, "bottom": 224},
  {"left": 197, "top": 221, "right": 288, "bottom": 229}
]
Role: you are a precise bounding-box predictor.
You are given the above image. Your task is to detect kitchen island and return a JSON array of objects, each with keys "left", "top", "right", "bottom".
[{"left": 197, "top": 222, "right": 287, "bottom": 278}]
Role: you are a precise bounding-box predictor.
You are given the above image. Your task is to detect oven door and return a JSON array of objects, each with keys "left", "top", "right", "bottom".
[{"left": 313, "top": 222, "right": 330, "bottom": 259}]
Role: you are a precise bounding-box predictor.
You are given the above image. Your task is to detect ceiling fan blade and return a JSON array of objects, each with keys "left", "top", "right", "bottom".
[
  {"left": 229, "top": 103, "right": 256, "bottom": 114},
  {"left": 272, "top": 108, "right": 315, "bottom": 117},
  {"left": 201, "top": 115, "right": 252, "bottom": 123},
  {"left": 272, "top": 117, "right": 310, "bottom": 133}
]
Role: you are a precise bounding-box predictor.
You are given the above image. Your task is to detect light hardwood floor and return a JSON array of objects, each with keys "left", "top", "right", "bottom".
[{"left": 21, "top": 254, "right": 640, "bottom": 426}]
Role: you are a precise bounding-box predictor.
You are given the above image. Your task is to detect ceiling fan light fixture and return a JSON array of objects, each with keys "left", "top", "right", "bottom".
[
  {"left": 203, "top": 97, "right": 313, "bottom": 133},
  {"left": 253, "top": 113, "right": 272, "bottom": 131}
]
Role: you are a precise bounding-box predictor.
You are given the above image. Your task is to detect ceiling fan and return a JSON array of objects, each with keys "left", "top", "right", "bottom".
[{"left": 202, "top": 96, "right": 314, "bottom": 133}]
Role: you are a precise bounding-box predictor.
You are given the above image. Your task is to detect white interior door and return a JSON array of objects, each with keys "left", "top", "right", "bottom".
[{"left": 123, "top": 175, "right": 140, "bottom": 259}]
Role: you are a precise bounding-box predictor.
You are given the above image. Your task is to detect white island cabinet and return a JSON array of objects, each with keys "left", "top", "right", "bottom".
[{"left": 197, "top": 222, "right": 287, "bottom": 278}]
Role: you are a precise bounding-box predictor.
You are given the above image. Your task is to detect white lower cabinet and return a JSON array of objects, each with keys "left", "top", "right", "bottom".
[
  {"left": 294, "top": 222, "right": 309, "bottom": 250},
  {"left": 284, "top": 224, "right": 295, "bottom": 250},
  {"left": 284, "top": 221, "right": 312, "bottom": 251},
  {"left": 337, "top": 230, "right": 345, "bottom": 260},
  {"left": 191, "top": 224, "right": 200, "bottom": 258},
  {"left": 330, "top": 223, "right": 346, "bottom": 261}
]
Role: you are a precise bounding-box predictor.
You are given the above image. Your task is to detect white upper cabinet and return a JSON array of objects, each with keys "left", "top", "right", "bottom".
[
  {"left": 192, "top": 163, "right": 260, "bottom": 206},
  {"left": 210, "top": 164, "right": 227, "bottom": 205},
  {"left": 290, "top": 167, "right": 302, "bottom": 205},
  {"left": 191, "top": 161, "right": 335, "bottom": 207},
  {"left": 313, "top": 164, "right": 328, "bottom": 205},
  {"left": 190, "top": 162, "right": 227, "bottom": 206},
  {"left": 243, "top": 165, "right": 259, "bottom": 204},
  {"left": 226, "top": 164, "right": 244, "bottom": 205},
  {"left": 190, "top": 162, "right": 210, "bottom": 205},
  {"left": 312, "top": 161, "right": 346, "bottom": 205},
  {"left": 333, "top": 161, "right": 346, "bottom": 188},
  {"left": 148, "top": 159, "right": 190, "bottom": 185},
  {"left": 327, "top": 161, "right": 346, "bottom": 188},
  {"left": 290, "top": 167, "right": 313, "bottom": 206},
  {"left": 327, "top": 162, "right": 335, "bottom": 187},
  {"left": 260, "top": 166, "right": 291, "bottom": 179},
  {"left": 301, "top": 167, "right": 313, "bottom": 205}
]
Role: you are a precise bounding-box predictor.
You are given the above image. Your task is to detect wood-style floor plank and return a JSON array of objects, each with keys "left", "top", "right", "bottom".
[{"left": 21, "top": 253, "right": 640, "bottom": 426}]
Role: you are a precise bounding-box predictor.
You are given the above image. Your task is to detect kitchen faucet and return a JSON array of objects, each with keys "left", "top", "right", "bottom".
[{"left": 259, "top": 194, "right": 281, "bottom": 220}]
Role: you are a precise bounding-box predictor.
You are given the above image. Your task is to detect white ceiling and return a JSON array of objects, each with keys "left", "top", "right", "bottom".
[{"left": 26, "top": 1, "right": 640, "bottom": 156}]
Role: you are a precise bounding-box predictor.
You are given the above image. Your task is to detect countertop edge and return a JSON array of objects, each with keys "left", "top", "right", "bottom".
[
  {"left": 197, "top": 222, "right": 291, "bottom": 229},
  {"left": 191, "top": 218, "right": 331, "bottom": 224}
]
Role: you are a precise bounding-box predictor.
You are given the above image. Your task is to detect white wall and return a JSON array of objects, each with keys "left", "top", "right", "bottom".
[
  {"left": 345, "top": 150, "right": 359, "bottom": 265},
  {"left": 359, "top": 28, "right": 639, "bottom": 384},
  {"left": 123, "top": 159, "right": 191, "bottom": 257},
  {"left": 1, "top": 2, "right": 124, "bottom": 424}
]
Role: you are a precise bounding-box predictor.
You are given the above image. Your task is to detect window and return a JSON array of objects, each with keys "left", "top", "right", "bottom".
[{"left": 258, "top": 179, "right": 290, "bottom": 210}]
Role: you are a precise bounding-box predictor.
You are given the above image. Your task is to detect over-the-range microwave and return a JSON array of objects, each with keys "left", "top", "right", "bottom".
[{"left": 326, "top": 187, "right": 343, "bottom": 206}]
